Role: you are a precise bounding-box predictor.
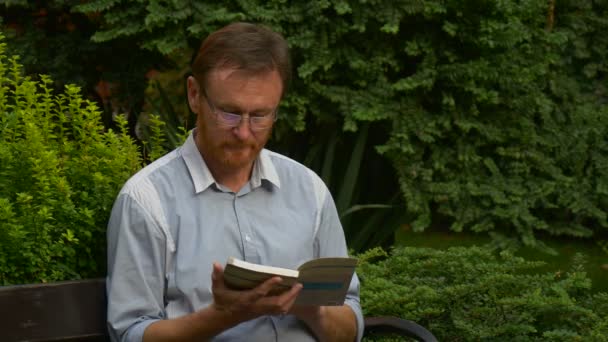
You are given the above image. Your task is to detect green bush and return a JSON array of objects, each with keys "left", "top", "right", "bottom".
[
  {"left": 0, "top": 37, "right": 142, "bottom": 284},
  {"left": 358, "top": 246, "right": 608, "bottom": 341},
  {"left": 0, "top": 0, "right": 169, "bottom": 142},
  {"left": 67, "top": 0, "right": 608, "bottom": 250}
]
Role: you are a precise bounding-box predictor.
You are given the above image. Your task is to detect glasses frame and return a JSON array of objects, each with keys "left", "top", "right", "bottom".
[{"left": 202, "top": 89, "right": 278, "bottom": 132}]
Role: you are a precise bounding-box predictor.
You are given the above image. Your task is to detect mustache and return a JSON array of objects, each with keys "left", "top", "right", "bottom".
[{"left": 221, "top": 142, "right": 256, "bottom": 149}]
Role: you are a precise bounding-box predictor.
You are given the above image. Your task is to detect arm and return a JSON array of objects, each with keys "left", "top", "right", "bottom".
[
  {"left": 303, "top": 179, "right": 364, "bottom": 341},
  {"left": 290, "top": 273, "right": 362, "bottom": 342},
  {"left": 143, "top": 263, "right": 303, "bottom": 341},
  {"left": 291, "top": 305, "right": 358, "bottom": 342},
  {"left": 142, "top": 305, "right": 239, "bottom": 342},
  {"left": 106, "top": 193, "right": 168, "bottom": 342}
]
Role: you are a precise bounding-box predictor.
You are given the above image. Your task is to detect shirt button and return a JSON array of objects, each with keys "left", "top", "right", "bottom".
[{"left": 245, "top": 235, "right": 251, "bottom": 242}]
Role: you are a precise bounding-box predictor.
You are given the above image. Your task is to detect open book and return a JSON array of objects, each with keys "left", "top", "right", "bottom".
[{"left": 223, "top": 257, "right": 358, "bottom": 306}]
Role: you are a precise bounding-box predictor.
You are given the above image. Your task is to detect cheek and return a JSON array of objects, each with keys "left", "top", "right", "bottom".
[
  {"left": 254, "top": 129, "right": 272, "bottom": 146},
  {"left": 257, "top": 134, "right": 271, "bottom": 149},
  {"left": 199, "top": 121, "right": 223, "bottom": 143}
]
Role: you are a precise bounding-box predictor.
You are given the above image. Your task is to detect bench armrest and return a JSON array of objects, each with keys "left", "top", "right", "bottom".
[{"left": 363, "top": 316, "right": 438, "bottom": 342}]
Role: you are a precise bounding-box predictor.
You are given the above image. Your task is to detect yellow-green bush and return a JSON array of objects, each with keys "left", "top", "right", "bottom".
[{"left": 0, "top": 37, "right": 142, "bottom": 284}]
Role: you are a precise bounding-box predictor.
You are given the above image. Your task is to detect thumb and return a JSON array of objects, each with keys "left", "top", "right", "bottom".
[{"left": 211, "top": 262, "right": 225, "bottom": 288}]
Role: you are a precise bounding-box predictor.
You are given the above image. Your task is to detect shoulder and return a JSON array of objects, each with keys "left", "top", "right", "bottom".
[
  {"left": 264, "top": 149, "right": 329, "bottom": 206},
  {"left": 265, "top": 149, "right": 323, "bottom": 181},
  {"left": 119, "top": 148, "right": 182, "bottom": 207},
  {"left": 264, "top": 149, "right": 307, "bottom": 171},
  {"left": 109, "top": 150, "right": 179, "bottom": 252}
]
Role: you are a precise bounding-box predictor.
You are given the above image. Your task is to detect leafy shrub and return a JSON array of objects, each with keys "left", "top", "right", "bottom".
[
  {"left": 69, "top": 0, "right": 608, "bottom": 251},
  {"left": 0, "top": 0, "right": 169, "bottom": 141},
  {"left": 358, "top": 246, "right": 608, "bottom": 341},
  {"left": 0, "top": 36, "right": 142, "bottom": 284}
]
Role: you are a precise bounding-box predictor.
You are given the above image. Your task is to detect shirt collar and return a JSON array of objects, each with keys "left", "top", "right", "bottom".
[
  {"left": 181, "top": 130, "right": 215, "bottom": 193},
  {"left": 252, "top": 149, "right": 281, "bottom": 189},
  {"left": 181, "top": 129, "right": 281, "bottom": 194}
]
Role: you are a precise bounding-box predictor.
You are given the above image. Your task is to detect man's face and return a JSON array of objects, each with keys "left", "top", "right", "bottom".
[{"left": 187, "top": 68, "right": 283, "bottom": 175}]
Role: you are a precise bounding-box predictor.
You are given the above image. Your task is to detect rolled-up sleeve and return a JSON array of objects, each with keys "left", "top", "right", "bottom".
[
  {"left": 314, "top": 187, "right": 364, "bottom": 342},
  {"left": 106, "top": 193, "right": 167, "bottom": 342}
]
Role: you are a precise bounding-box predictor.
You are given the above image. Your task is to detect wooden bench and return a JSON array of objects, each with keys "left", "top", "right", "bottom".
[{"left": 0, "top": 279, "right": 437, "bottom": 341}]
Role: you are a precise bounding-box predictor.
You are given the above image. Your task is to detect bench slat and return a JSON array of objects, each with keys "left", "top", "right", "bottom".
[
  {"left": 0, "top": 278, "right": 437, "bottom": 341},
  {"left": 0, "top": 279, "right": 108, "bottom": 342}
]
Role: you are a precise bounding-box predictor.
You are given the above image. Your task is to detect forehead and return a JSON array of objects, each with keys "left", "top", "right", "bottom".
[
  {"left": 206, "top": 68, "right": 282, "bottom": 89},
  {"left": 205, "top": 68, "right": 283, "bottom": 109}
]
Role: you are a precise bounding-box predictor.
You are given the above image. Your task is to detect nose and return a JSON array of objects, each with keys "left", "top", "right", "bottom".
[{"left": 232, "top": 116, "right": 253, "bottom": 140}]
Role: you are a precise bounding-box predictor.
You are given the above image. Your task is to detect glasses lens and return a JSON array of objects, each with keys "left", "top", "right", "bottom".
[
  {"left": 217, "top": 112, "right": 241, "bottom": 127},
  {"left": 211, "top": 104, "right": 276, "bottom": 130},
  {"left": 250, "top": 115, "right": 275, "bottom": 130}
]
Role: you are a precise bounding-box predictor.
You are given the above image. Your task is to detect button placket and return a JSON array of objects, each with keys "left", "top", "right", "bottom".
[{"left": 232, "top": 193, "right": 260, "bottom": 263}]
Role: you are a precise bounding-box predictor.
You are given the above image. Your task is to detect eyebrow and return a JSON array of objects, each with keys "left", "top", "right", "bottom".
[{"left": 214, "top": 101, "right": 276, "bottom": 115}]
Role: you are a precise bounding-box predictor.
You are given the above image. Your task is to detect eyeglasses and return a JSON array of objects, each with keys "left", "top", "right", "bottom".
[{"left": 203, "top": 93, "right": 278, "bottom": 131}]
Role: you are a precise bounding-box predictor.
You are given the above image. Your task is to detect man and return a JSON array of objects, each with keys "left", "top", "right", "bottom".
[{"left": 106, "top": 22, "right": 363, "bottom": 342}]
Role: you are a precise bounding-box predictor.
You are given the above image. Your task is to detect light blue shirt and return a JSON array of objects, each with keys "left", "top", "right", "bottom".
[{"left": 106, "top": 130, "right": 364, "bottom": 341}]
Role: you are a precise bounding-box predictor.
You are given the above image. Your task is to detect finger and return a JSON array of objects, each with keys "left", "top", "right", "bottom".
[
  {"left": 253, "top": 276, "right": 284, "bottom": 298},
  {"left": 273, "top": 283, "right": 303, "bottom": 312},
  {"left": 243, "top": 277, "right": 283, "bottom": 306},
  {"left": 258, "top": 283, "right": 302, "bottom": 315},
  {"left": 281, "top": 283, "right": 303, "bottom": 304},
  {"left": 211, "top": 262, "right": 225, "bottom": 289}
]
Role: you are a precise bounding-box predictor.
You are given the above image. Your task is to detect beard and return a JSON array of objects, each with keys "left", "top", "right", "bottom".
[
  {"left": 216, "top": 141, "right": 261, "bottom": 170},
  {"left": 195, "top": 122, "right": 271, "bottom": 174}
]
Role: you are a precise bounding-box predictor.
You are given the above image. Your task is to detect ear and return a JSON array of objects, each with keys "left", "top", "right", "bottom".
[{"left": 187, "top": 76, "right": 202, "bottom": 113}]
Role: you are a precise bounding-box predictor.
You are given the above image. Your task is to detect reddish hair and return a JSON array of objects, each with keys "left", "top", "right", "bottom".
[{"left": 191, "top": 22, "right": 291, "bottom": 95}]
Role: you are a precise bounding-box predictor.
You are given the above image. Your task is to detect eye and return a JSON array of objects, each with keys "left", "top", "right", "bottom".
[{"left": 217, "top": 111, "right": 241, "bottom": 123}]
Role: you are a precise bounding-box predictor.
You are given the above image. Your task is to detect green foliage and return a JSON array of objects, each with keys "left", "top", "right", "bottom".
[
  {"left": 358, "top": 246, "right": 608, "bottom": 341},
  {"left": 0, "top": 36, "right": 142, "bottom": 284},
  {"left": 140, "top": 58, "right": 193, "bottom": 154},
  {"left": 0, "top": 0, "right": 169, "bottom": 142},
  {"left": 72, "top": 0, "right": 608, "bottom": 249},
  {"left": 599, "top": 240, "right": 608, "bottom": 256},
  {"left": 142, "top": 113, "right": 187, "bottom": 162}
]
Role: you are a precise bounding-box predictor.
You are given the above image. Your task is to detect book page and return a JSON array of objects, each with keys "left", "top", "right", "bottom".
[
  {"left": 229, "top": 257, "right": 299, "bottom": 278},
  {"left": 223, "top": 257, "right": 299, "bottom": 293},
  {"left": 297, "top": 257, "right": 358, "bottom": 271}
]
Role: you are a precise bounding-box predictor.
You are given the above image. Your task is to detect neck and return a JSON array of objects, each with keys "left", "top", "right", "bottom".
[
  {"left": 207, "top": 160, "right": 253, "bottom": 193},
  {"left": 194, "top": 137, "right": 254, "bottom": 193}
]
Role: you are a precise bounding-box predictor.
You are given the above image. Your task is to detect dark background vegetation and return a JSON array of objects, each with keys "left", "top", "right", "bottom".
[{"left": 2, "top": 0, "right": 606, "bottom": 252}]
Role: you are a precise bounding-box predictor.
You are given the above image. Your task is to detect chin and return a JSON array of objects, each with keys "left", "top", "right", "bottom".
[{"left": 222, "top": 151, "right": 257, "bottom": 169}]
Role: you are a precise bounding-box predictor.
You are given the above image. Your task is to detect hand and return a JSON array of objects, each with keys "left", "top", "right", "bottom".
[{"left": 210, "top": 262, "right": 303, "bottom": 322}]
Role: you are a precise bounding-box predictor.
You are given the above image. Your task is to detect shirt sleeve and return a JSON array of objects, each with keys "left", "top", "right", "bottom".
[
  {"left": 106, "top": 193, "right": 167, "bottom": 342},
  {"left": 314, "top": 186, "right": 365, "bottom": 342}
]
